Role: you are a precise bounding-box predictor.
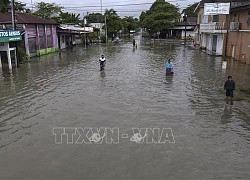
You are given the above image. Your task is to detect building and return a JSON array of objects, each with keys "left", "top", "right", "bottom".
[
  {"left": 90, "top": 23, "right": 105, "bottom": 35},
  {"left": 194, "top": 1, "right": 228, "bottom": 56},
  {"left": 227, "top": 3, "right": 250, "bottom": 64},
  {"left": 57, "top": 24, "right": 93, "bottom": 49},
  {"left": 0, "top": 12, "right": 58, "bottom": 59},
  {"left": 0, "top": 30, "right": 22, "bottom": 69},
  {"left": 170, "top": 17, "right": 197, "bottom": 39},
  {"left": 194, "top": 0, "right": 250, "bottom": 59}
]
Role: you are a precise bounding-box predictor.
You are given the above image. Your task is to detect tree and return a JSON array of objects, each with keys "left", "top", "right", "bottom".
[
  {"left": 33, "top": 2, "right": 62, "bottom": 19},
  {"left": 57, "top": 12, "right": 81, "bottom": 24},
  {"left": 139, "top": 0, "right": 180, "bottom": 38},
  {"left": 86, "top": 13, "right": 105, "bottom": 24},
  {"left": 0, "top": 0, "right": 31, "bottom": 14},
  {"left": 182, "top": 3, "right": 199, "bottom": 17},
  {"left": 122, "top": 16, "right": 139, "bottom": 33},
  {"left": 15, "top": 2, "right": 31, "bottom": 13},
  {"left": 0, "top": 0, "right": 10, "bottom": 13},
  {"left": 103, "top": 9, "right": 122, "bottom": 37}
]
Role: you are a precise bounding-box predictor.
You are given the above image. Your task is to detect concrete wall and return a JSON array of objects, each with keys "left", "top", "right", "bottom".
[
  {"left": 228, "top": 31, "right": 250, "bottom": 64},
  {"left": 201, "top": 33, "right": 224, "bottom": 55},
  {"left": 227, "top": 8, "right": 250, "bottom": 64}
]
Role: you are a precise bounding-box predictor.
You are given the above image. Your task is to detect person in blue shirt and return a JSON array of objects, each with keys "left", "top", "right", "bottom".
[{"left": 166, "top": 59, "right": 174, "bottom": 75}]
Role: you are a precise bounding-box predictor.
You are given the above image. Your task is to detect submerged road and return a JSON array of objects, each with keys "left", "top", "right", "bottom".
[{"left": 0, "top": 36, "right": 250, "bottom": 179}]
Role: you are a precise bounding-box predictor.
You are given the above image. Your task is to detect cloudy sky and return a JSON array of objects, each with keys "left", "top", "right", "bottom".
[{"left": 21, "top": 0, "right": 199, "bottom": 17}]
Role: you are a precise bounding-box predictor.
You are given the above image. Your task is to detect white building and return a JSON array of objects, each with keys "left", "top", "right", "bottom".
[
  {"left": 57, "top": 24, "right": 93, "bottom": 49},
  {"left": 194, "top": 1, "right": 228, "bottom": 56},
  {"left": 89, "top": 23, "right": 105, "bottom": 35}
]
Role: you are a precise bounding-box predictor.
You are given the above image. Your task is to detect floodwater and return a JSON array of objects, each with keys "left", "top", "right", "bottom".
[{"left": 0, "top": 36, "right": 250, "bottom": 179}]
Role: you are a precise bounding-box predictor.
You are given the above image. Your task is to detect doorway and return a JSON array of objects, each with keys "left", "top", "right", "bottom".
[{"left": 212, "top": 35, "right": 217, "bottom": 53}]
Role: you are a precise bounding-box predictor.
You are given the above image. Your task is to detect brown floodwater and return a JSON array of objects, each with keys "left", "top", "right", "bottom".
[{"left": 0, "top": 36, "right": 250, "bottom": 179}]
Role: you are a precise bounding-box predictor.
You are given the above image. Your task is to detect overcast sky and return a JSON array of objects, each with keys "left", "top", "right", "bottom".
[{"left": 21, "top": 0, "right": 199, "bottom": 17}]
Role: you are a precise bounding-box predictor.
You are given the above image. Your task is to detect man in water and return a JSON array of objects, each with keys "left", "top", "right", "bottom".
[
  {"left": 166, "top": 59, "right": 173, "bottom": 75},
  {"left": 133, "top": 39, "right": 136, "bottom": 47},
  {"left": 99, "top": 55, "right": 106, "bottom": 71},
  {"left": 224, "top": 76, "right": 235, "bottom": 105}
]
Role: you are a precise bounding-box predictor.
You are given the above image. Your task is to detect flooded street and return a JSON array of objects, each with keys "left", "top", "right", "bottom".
[{"left": 0, "top": 36, "right": 250, "bottom": 179}]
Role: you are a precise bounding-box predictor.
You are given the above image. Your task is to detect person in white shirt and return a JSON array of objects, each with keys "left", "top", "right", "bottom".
[{"left": 99, "top": 55, "right": 106, "bottom": 71}]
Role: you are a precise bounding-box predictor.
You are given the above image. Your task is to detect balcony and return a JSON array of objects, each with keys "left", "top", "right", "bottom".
[
  {"left": 200, "top": 22, "right": 227, "bottom": 33},
  {"left": 230, "top": 22, "right": 241, "bottom": 31}
]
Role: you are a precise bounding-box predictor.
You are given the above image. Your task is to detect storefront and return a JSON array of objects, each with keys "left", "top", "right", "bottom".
[{"left": 0, "top": 30, "right": 22, "bottom": 70}]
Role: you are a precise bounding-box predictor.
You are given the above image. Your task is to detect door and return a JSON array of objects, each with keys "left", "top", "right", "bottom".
[{"left": 212, "top": 35, "right": 217, "bottom": 52}]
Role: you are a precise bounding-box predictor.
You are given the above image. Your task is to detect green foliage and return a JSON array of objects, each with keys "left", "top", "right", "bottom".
[
  {"left": 15, "top": 2, "right": 31, "bottom": 13},
  {"left": 121, "top": 16, "right": 139, "bottom": 33},
  {"left": 0, "top": 0, "right": 31, "bottom": 14},
  {"left": 86, "top": 13, "right": 104, "bottom": 24},
  {"left": 0, "top": 0, "right": 10, "bottom": 13},
  {"left": 33, "top": 2, "right": 62, "bottom": 19},
  {"left": 104, "top": 9, "right": 122, "bottom": 37},
  {"left": 100, "top": 35, "right": 106, "bottom": 43},
  {"left": 56, "top": 12, "right": 81, "bottom": 24},
  {"left": 139, "top": 0, "right": 180, "bottom": 38},
  {"left": 182, "top": 3, "right": 199, "bottom": 17}
]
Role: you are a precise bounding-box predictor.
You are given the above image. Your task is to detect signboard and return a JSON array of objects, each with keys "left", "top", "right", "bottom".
[
  {"left": 0, "top": 30, "right": 22, "bottom": 43},
  {"left": 204, "top": 3, "right": 230, "bottom": 15}
]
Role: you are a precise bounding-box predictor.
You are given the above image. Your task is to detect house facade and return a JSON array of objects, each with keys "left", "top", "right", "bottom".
[
  {"left": 57, "top": 24, "right": 93, "bottom": 49},
  {"left": 227, "top": 3, "right": 250, "bottom": 64},
  {"left": 170, "top": 17, "right": 197, "bottom": 39},
  {"left": 0, "top": 12, "right": 58, "bottom": 59},
  {"left": 194, "top": 2, "right": 228, "bottom": 56}
]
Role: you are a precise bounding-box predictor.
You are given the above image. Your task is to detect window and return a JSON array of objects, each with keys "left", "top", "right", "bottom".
[{"left": 212, "top": 15, "right": 219, "bottom": 22}]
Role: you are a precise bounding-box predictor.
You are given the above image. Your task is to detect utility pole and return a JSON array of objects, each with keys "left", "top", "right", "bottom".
[
  {"left": 11, "top": 0, "right": 15, "bottom": 30},
  {"left": 225, "top": 0, "right": 232, "bottom": 57},
  {"left": 83, "top": 13, "right": 87, "bottom": 49},
  {"left": 11, "top": 0, "right": 19, "bottom": 67},
  {"left": 105, "top": 15, "right": 108, "bottom": 44},
  {"left": 100, "top": 0, "right": 102, "bottom": 15},
  {"left": 184, "top": 14, "right": 187, "bottom": 45}
]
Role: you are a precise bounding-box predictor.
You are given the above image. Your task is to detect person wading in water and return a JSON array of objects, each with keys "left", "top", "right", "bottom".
[
  {"left": 99, "top": 55, "right": 106, "bottom": 71},
  {"left": 224, "top": 76, "right": 235, "bottom": 105}
]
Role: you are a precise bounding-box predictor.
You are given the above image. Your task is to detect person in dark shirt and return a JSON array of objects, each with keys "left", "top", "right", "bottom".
[{"left": 224, "top": 76, "right": 235, "bottom": 105}]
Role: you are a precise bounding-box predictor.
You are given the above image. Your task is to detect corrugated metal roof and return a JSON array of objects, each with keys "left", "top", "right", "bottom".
[
  {"left": 58, "top": 24, "right": 93, "bottom": 33},
  {"left": 0, "top": 12, "right": 58, "bottom": 25}
]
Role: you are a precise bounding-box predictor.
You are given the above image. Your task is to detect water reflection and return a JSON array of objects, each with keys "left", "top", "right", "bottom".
[{"left": 220, "top": 105, "right": 233, "bottom": 124}]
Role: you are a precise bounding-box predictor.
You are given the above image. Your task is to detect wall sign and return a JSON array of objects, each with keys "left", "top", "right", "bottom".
[
  {"left": 0, "top": 30, "right": 22, "bottom": 43},
  {"left": 204, "top": 3, "right": 230, "bottom": 15}
]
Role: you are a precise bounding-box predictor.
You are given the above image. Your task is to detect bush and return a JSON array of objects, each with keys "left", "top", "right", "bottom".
[{"left": 100, "top": 35, "right": 106, "bottom": 43}]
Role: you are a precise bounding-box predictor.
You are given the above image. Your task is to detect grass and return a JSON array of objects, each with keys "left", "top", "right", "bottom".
[
  {"left": 219, "top": 86, "right": 250, "bottom": 101},
  {"left": 234, "top": 86, "right": 250, "bottom": 101}
]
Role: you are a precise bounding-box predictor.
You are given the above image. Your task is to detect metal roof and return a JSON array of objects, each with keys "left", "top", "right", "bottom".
[{"left": 0, "top": 12, "right": 58, "bottom": 25}]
